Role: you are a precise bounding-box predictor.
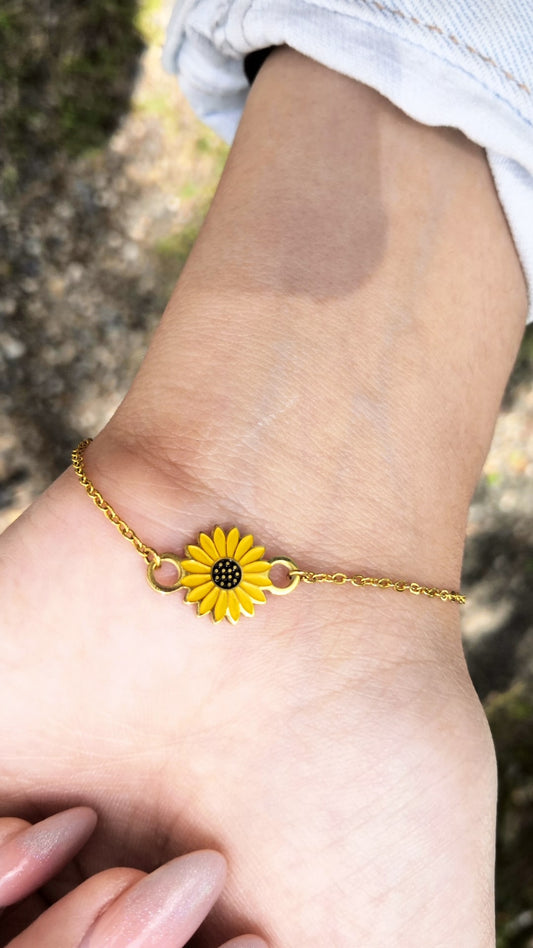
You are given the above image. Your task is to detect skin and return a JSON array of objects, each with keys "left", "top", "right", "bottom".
[
  {"left": 0, "top": 47, "right": 528, "bottom": 946},
  {"left": 0, "top": 809, "right": 266, "bottom": 947}
]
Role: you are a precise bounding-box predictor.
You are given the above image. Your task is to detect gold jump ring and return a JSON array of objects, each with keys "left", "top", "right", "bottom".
[
  {"left": 147, "top": 553, "right": 183, "bottom": 594},
  {"left": 268, "top": 557, "right": 301, "bottom": 596}
]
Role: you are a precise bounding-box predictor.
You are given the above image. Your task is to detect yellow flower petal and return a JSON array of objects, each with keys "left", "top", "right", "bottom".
[
  {"left": 181, "top": 573, "right": 214, "bottom": 588},
  {"left": 186, "top": 581, "right": 215, "bottom": 603},
  {"left": 226, "top": 527, "right": 240, "bottom": 557},
  {"left": 227, "top": 590, "right": 241, "bottom": 623},
  {"left": 242, "top": 560, "right": 272, "bottom": 573},
  {"left": 213, "top": 526, "right": 226, "bottom": 557},
  {"left": 234, "top": 534, "right": 254, "bottom": 560},
  {"left": 235, "top": 586, "right": 255, "bottom": 616},
  {"left": 198, "top": 585, "right": 219, "bottom": 615},
  {"left": 214, "top": 589, "right": 228, "bottom": 622},
  {"left": 185, "top": 545, "right": 214, "bottom": 567},
  {"left": 239, "top": 546, "right": 266, "bottom": 567},
  {"left": 240, "top": 581, "right": 267, "bottom": 604},
  {"left": 181, "top": 559, "right": 211, "bottom": 574},
  {"left": 199, "top": 533, "right": 219, "bottom": 561},
  {"left": 242, "top": 571, "right": 272, "bottom": 588}
]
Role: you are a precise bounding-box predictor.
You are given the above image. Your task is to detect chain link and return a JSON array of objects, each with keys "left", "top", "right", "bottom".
[
  {"left": 289, "top": 569, "right": 465, "bottom": 604},
  {"left": 72, "top": 439, "right": 465, "bottom": 605},
  {"left": 71, "top": 439, "right": 161, "bottom": 568}
]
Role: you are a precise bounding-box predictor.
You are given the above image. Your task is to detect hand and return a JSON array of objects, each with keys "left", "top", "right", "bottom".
[
  {"left": 0, "top": 467, "right": 499, "bottom": 947},
  {"left": 0, "top": 808, "right": 266, "bottom": 947},
  {"left": 0, "top": 45, "right": 527, "bottom": 948}
]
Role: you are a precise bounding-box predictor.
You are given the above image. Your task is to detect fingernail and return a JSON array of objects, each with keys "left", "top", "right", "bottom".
[
  {"left": 220, "top": 937, "right": 269, "bottom": 947},
  {"left": 80, "top": 850, "right": 227, "bottom": 947},
  {"left": 0, "top": 807, "right": 97, "bottom": 907}
]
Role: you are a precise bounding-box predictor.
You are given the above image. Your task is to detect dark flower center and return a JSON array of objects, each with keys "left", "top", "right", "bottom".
[{"left": 212, "top": 558, "right": 242, "bottom": 590}]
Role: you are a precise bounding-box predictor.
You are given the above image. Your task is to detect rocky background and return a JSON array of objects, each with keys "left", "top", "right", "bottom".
[{"left": 1, "top": 1, "right": 532, "bottom": 943}]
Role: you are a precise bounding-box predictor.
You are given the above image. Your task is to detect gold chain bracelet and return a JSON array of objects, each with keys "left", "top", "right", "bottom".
[{"left": 72, "top": 439, "right": 466, "bottom": 624}]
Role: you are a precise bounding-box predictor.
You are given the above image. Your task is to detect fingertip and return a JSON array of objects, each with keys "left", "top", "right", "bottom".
[
  {"left": 57, "top": 806, "right": 98, "bottom": 839},
  {"left": 0, "top": 806, "right": 98, "bottom": 908},
  {"left": 177, "top": 848, "right": 228, "bottom": 882},
  {"left": 79, "top": 849, "right": 229, "bottom": 946},
  {"left": 18, "top": 807, "right": 98, "bottom": 860},
  {"left": 63, "top": 805, "right": 98, "bottom": 824},
  {"left": 220, "top": 937, "right": 269, "bottom": 948}
]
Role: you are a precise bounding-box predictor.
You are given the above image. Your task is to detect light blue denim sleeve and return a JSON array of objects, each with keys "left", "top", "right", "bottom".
[{"left": 163, "top": 0, "right": 533, "bottom": 324}]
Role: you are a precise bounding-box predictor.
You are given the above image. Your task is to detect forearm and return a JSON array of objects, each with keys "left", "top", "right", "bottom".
[{"left": 98, "top": 46, "right": 526, "bottom": 592}]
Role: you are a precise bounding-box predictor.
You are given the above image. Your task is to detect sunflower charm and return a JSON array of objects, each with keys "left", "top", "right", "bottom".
[{"left": 180, "top": 526, "right": 274, "bottom": 623}]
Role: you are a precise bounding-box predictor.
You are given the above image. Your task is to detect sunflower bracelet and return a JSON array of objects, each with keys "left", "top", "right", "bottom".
[{"left": 72, "top": 439, "right": 465, "bottom": 624}]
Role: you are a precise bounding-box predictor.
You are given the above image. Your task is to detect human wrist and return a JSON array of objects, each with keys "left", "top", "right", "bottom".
[{"left": 89, "top": 47, "right": 526, "bottom": 607}]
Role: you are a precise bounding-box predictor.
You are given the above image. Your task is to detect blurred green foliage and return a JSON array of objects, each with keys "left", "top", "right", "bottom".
[
  {"left": 0, "top": 0, "right": 143, "bottom": 179},
  {"left": 504, "top": 322, "right": 533, "bottom": 408},
  {"left": 489, "top": 683, "right": 533, "bottom": 946},
  {"left": 155, "top": 223, "right": 201, "bottom": 292},
  {"left": 134, "top": 0, "right": 165, "bottom": 45}
]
